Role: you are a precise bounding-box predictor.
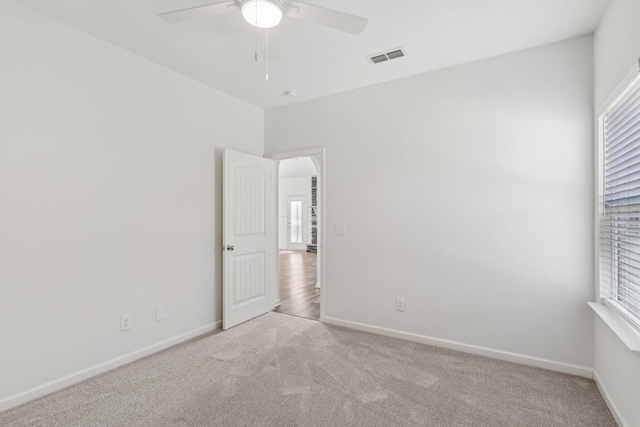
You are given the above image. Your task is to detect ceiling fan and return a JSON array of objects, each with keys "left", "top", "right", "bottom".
[{"left": 158, "top": 0, "right": 369, "bottom": 35}]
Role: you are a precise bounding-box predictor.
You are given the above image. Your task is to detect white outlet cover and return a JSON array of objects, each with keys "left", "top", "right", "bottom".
[
  {"left": 120, "top": 314, "right": 132, "bottom": 331},
  {"left": 156, "top": 306, "right": 165, "bottom": 322},
  {"left": 335, "top": 224, "right": 347, "bottom": 235}
]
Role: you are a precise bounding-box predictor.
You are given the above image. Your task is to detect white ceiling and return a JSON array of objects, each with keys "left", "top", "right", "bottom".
[
  {"left": 279, "top": 157, "right": 316, "bottom": 178},
  {"left": 17, "top": 0, "right": 611, "bottom": 109}
]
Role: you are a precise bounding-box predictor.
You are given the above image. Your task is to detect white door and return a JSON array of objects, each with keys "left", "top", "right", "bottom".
[
  {"left": 287, "top": 196, "right": 306, "bottom": 251},
  {"left": 223, "top": 149, "right": 272, "bottom": 330}
]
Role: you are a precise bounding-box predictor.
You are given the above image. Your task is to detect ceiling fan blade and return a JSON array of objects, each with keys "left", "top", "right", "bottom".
[
  {"left": 284, "top": 1, "right": 368, "bottom": 35},
  {"left": 158, "top": 1, "right": 240, "bottom": 23}
]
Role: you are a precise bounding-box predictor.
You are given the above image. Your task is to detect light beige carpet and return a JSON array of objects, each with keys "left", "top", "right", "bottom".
[{"left": 1, "top": 312, "right": 615, "bottom": 426}]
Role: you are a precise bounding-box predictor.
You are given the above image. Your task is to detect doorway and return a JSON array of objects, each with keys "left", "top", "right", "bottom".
[
  {"left": 272, "top": 153, "right": 323, "bottom": 321},
  {"left": 221, "top": 148, "right": 324, "bottom": 330}
]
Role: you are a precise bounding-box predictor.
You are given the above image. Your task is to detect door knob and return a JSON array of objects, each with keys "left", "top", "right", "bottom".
[{"left": 226, "top": 245, "right": 235, "bottom": 251}]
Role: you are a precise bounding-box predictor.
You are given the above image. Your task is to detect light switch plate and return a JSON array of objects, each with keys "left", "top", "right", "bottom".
[{"left": 335, "top": 224, "right": 347, "bottom": 235}]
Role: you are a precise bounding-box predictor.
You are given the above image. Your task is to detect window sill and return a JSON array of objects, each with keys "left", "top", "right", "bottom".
[{"left": 589, "top": 302, "right": 640, "bottom": 355}]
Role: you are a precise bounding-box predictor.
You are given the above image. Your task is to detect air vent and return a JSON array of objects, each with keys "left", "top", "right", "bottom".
[
  {"left": 370, "top": 54, "right": 388, "bottom": 64},
  {"left": 366, "top": 47, "right": 408, "bottom": 65},
  {"left": 386, "top": 49, "right": 405, "bottom": 60}
]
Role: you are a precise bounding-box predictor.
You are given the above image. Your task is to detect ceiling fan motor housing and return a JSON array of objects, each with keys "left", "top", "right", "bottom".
[{"left": 242, "top": 0, "right": 283, "bottom": 28}]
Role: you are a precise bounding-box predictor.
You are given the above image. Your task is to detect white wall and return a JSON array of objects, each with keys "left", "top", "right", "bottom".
[
  {"left": 266, "top": 35, "right": 595, "bottom": 371},
  {"left": 593, "top": 0, "right": 640, "bottom": 425},
  {"left": 0, "top": 1, "right": 263, "bottom": 410},
  {"left": 278, "top": 176, "right": 313, "bottom": 249}
]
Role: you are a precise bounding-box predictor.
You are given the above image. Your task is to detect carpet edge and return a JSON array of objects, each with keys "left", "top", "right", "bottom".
[
  {"left": 0, "top": 320, "right": 221, "bottom": 413},
  {"left": 323, "top": 316, "right": 593, "bottom": 378}
]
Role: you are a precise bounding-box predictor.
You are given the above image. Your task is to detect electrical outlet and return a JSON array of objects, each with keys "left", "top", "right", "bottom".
[
  {"left": 335, "top": 224, "right": 347, "bottom": 235},
  {"left": 396, "top": 297, "right": 405, "bottom": 312},
  {"left": 120, "top": 314, "right": 132, "bottom": 331},
  {"left": 155, "top": 306, "right": 165, "bottom": 322}
]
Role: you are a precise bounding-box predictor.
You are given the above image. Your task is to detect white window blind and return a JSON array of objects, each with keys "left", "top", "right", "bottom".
[{"left": 600, "top": 71, "right": 640, "bottom": 330}]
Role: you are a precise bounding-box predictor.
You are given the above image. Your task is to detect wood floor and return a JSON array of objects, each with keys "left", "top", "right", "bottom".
[{"left": 273, "top": 250, "right": 319, "bottom": 321}]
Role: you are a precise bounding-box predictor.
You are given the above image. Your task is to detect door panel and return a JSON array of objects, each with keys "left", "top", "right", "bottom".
[
  {"left": 233, "top": 253, "right": 265, "bottom": 304},
  {"left": 223, "top": 149, "right": 272, "bottom": 330},
  {"left": 233, "top": 166, "right": 265, "bottom": 236}
]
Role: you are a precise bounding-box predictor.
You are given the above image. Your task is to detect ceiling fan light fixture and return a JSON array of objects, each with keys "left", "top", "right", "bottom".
[{"left": 242, "top": 0, "right": 283, "bottom": 29}]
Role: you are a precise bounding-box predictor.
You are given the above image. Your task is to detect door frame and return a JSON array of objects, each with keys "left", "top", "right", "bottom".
[
  {"left": 286, "top": 195, "right": 307, "bottom": 251},
  {"left": 269, "top": 147, "right": 326, "bottom": 322}
]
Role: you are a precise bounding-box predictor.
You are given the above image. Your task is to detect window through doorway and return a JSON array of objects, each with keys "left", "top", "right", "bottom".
[
  {"left": 287, "top": 197, "right": 305, "bottom": 251},
  {"left": 290, "top": 200, "right": 303, "bottom": 243}
]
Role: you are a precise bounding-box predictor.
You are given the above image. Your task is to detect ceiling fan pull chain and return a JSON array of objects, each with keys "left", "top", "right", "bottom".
[
  {"left": 254, "top": 0, "right": 258, "bottom": 63},
  {"left": 254, "top": 29, "right": 258, "bottom": 62}
]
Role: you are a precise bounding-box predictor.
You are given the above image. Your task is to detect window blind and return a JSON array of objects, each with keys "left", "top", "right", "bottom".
[{"left": 600, "top": 72, "right": 640, "bottom": 330}]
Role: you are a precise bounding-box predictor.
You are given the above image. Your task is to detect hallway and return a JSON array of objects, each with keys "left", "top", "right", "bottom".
[{"left": 273, "top": 250, "right": 319, "bottom": 320}]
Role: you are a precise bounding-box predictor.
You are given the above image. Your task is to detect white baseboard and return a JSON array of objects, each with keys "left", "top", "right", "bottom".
[
  {"left": 0, "top": 321, "right": 221, "bottom": 413},
  {"left": 594, "top": 370, "right": 627, "bottom": 427},
  {"left": 323, "top": 317, "right": 593, "bottom": 378}
]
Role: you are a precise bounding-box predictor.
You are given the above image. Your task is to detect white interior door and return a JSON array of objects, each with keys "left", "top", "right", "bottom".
[
  {"left": 223, "top": 149, "right": 272, "bottom": 330},
  {"left": 287, "top": 196, "right": 306, "bottom": 251}
]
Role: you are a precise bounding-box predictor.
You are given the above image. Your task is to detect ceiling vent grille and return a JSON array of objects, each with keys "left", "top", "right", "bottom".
[{"left": 366, "top": 47, "right": 408, "bottom": 65}]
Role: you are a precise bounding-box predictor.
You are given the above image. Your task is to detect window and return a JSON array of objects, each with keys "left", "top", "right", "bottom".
[
  {"left": 290, "top": 200, "right": 303, "bottom": 244},
  {"left": 599, "top": 71, "right": 640, "bottom": 330}
]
